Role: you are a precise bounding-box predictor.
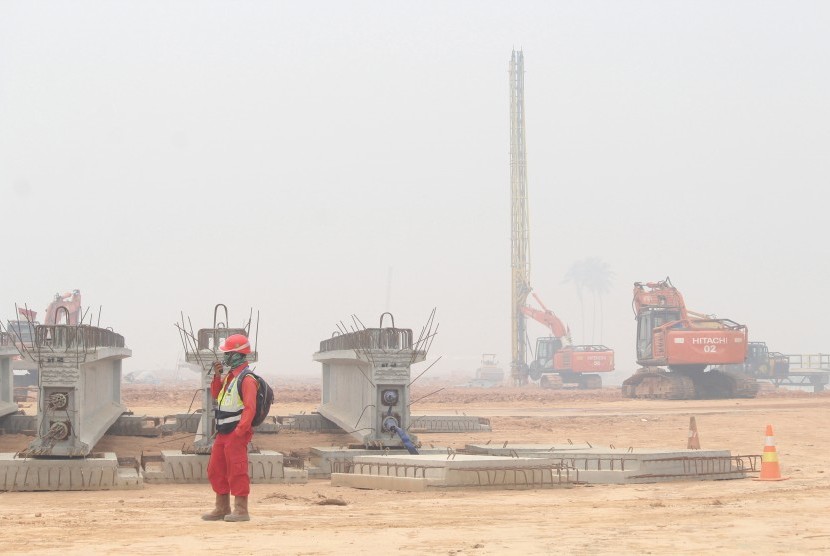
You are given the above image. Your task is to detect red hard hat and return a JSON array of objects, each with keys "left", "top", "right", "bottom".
[{"left": 219, "top": 333, "right": 251, "bottom": 354}]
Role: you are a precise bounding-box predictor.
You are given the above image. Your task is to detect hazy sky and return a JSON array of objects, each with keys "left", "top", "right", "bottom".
[{"left": 2, "top": 2, "right": 828, "bottom": 383}]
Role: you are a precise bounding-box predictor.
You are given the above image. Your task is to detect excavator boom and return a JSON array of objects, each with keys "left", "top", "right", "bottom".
[{"left": 520, "top": 303, "right": 569, "bottom": 339}]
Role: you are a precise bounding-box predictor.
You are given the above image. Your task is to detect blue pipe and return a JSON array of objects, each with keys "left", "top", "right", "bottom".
[{"left": 390, "top": 425, "right": 419, "bottom": 455}]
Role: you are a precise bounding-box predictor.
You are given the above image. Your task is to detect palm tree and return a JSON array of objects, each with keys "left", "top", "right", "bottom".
[
  {"left": 563, "top": 259, "right": 589, "bottom": 342},
  {"left": 564, "top": 258, "right": 613, "bottom": 344}
]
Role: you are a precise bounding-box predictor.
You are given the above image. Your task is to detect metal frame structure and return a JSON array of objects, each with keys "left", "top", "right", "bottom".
[{"left": 770, "top": 354, "right": 830, "bottom": 392}]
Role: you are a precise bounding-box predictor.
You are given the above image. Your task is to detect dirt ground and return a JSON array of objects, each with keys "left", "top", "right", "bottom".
[{"left": 2, "top": 381, "right": 829, "bottom": 555}]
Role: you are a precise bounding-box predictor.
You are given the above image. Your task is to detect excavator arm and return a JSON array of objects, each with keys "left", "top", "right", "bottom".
[
  {"left": 44, "top": 290, "right": 82, "bottom": 325},
  {"left": 520, "top": 292, "right": 569, "bottom": 339}
]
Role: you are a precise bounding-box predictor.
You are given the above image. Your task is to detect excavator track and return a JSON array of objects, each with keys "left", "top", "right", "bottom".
[
  {"left": 622, "top": 368, "right": 759, "bottom": 400},
  {"left": 694, "top": 368, "right": 759, "bottom": 399},
  {"left": 621, "top": 370, "right": 696, "bottom": 400}
]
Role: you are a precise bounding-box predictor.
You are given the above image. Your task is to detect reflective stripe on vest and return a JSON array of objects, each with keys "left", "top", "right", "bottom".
[
  {"left": 216, "top": 414, "right": 242, "bottom": 425},
  {"left": 215, "top": 369, "right": 247, "bottom": 433}
]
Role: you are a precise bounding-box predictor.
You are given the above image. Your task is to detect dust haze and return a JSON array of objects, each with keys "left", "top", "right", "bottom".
[{"left": 2, "top": 2, "right": 828, "bottom": 383}]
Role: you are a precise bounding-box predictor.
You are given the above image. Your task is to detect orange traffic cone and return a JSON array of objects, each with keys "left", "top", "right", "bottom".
[
  {"left": 754, "top": 424, "right": 789, "bottom": 481},
  {"left": 687, "top": 416, "right": 700, "bottom": 450}
]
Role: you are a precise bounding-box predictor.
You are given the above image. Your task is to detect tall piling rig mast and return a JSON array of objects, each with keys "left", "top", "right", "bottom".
[
  {"left": 509, "top": 50, "right": 531, "bottom": 386},
  {"left": 508, "top": 51, "right": 615, "bottom": 388}
]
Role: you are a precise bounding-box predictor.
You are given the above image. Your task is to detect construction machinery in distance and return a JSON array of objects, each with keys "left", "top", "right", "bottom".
[
  {"left": 468, "top": 354, "right": 505, "bottom": 388},
  {"left": 622, "top": 277, "right": 758, "bottom": 400},
  {"left": 5, "top": 290, "right": 83, "bottom": 390},
  {"left": 6, "top": 290, "right": 82, "bottom": 345},
  {"left": 723, "top": 342, "right": 789, "bottom": 382},
  {"left": 724, "top": 346, "right": 830, "bottom": 393},
  {"left": 508, "top": 50, "right": 614, "bottom": 387},
  {"left": 523, "top": 292, "right": 614, "bottom": 389}
]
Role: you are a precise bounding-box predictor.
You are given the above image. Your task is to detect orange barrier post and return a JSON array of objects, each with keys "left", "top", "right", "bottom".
[
  {"left": 754, "top": 424, "right": 789, "bottom": 481},
  {"left": 687, "top": 416, "right": 700, "bottom": 450}
]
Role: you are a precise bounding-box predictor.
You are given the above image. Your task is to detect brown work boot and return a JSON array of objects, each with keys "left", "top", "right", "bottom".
[
  {"left": 223, "top": 495, "right": 250, "bottom": 522},
  {"left": 201, "top": 493, "right": 231, "bottom": 521}
]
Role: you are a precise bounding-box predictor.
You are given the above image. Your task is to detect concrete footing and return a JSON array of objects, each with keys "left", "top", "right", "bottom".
[
  {"left": 141, "top": 450, "right": 307, "bottom": 484},
  {"left": 0, "top": 452, "right": 143, "bottom": 491}
]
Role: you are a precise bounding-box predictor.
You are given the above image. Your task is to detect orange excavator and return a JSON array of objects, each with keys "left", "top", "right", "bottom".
[
  {"left": 523, "top": 292, "right": 615, "bottom": 389},
  {"left": 7, "top": 290, "right": 82, "bottom": 343},
  {"left": 622, "top": 278, "right": 758, "bottom": 399}
]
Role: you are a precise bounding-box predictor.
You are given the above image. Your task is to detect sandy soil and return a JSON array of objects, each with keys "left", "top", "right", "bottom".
[{"left": 2, "top": 382, "right": 829, "bottom": 555}]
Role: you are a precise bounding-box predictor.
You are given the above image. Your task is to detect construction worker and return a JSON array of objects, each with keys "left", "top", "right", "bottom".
[{"left": 201, "top": 333, "right": 257, "bottom": 522}]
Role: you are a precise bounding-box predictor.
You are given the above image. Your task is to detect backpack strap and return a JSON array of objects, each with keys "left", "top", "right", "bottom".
[{"left": 235, "top": 367, "right": 259, "bottom": 397}]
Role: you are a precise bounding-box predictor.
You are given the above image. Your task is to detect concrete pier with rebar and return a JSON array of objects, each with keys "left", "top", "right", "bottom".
[
  {"left": 23, "top": 325, "right": 131, "bottom": 457},
  {"left": 313, "top": 321, "right": 425, "bottom": 449}
]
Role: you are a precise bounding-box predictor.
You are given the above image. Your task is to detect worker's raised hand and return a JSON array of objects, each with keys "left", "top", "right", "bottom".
[{"left": 211, "top": 361, "right": 223, "bottom": 376}]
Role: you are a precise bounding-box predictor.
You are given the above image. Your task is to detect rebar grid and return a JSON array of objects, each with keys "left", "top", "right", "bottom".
[
  {"left": 349, "top": 460, "right": 578, "bottom": 487},
  {"left": 319, "top": 328, "right": 414, "bottom": 353},
  {"left": 35, "top": 325, "right": 125, "bottom": 351},
  {"left": 408, "top": 416, "right": 492, "bottom": 433}
]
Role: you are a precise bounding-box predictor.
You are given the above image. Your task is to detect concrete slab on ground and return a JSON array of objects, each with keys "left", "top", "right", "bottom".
[
  {"left": 332, "top": 453, "right": 576, "bottom": 491},
  {"left": 465, "top": 444, "right": 755, "bottom": 483},
  {"left": 307, "top": 446, "right": 448, "bottom": 478}
]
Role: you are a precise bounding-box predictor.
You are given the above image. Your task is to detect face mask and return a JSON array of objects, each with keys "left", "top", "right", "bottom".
[{"left": 223, "top": 352, "right": 247, "bottom": 369}]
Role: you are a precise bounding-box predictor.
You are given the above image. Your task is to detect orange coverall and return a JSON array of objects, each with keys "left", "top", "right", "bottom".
[{"left": 207, "top": 364, "right": 257, "bottom": 496}]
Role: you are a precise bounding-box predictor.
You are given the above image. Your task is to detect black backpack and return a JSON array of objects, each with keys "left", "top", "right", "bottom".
[{"left": 237, "top": 368, "right": 274, "bottom": 427}]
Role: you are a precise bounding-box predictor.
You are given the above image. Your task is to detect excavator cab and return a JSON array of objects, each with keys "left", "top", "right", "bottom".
[
  {"left": 744, "top": 342, "right": 790, "bottom": 379},
  {"left": 528, "top": 336, "right": 563, "bottom": 381},
  {"left": 535, "top": 336, "right": 563, "bottom": 364},
  {"left": 636, "top": 308, "right": 682, "bottom": 362}
]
